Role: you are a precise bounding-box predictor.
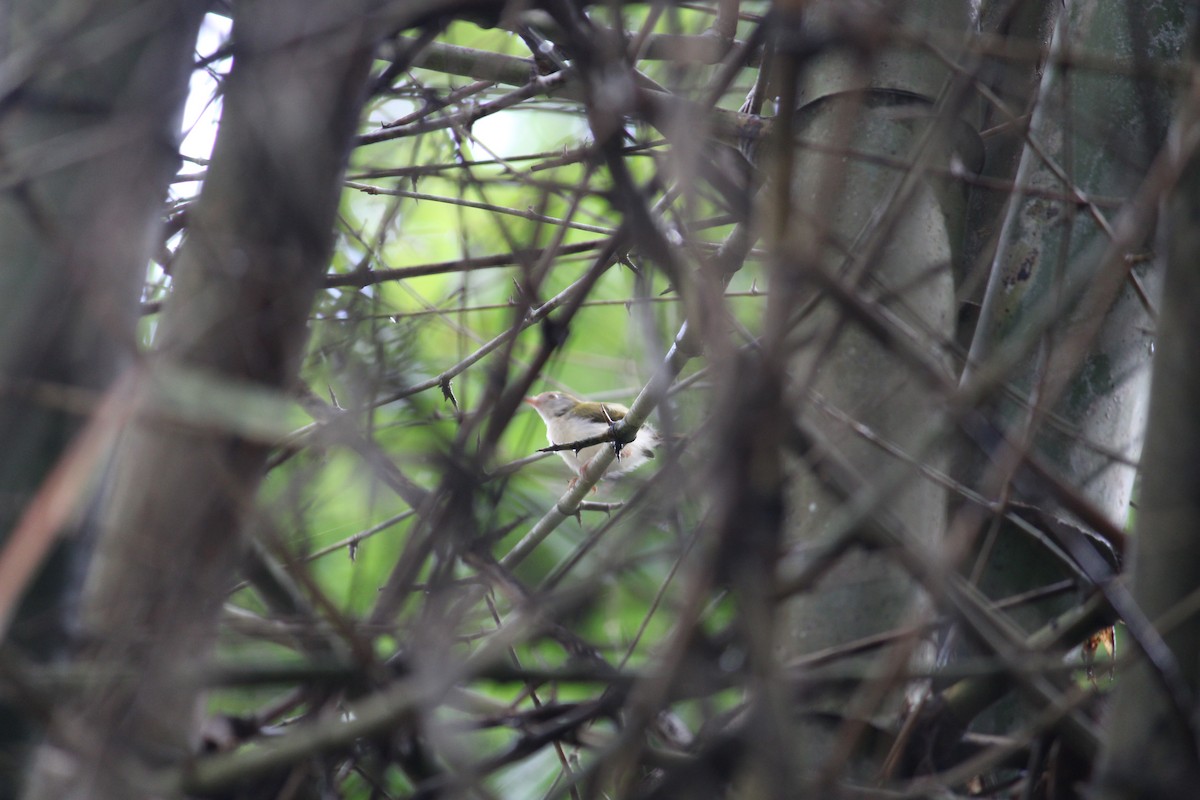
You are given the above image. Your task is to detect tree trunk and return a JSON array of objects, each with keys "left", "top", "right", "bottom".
[
  {"left": 769, "top": 0, "right": 975, "bottom": 783},
  {"left": 951, "top": 0, "right": 1181, "bottom": 738},
  {"left": 0, "top": 1, "right": 204, "bottom": 795},
  {"left": 964, "top": 0, "right": 1176, "bottom": 530},
  {"left": 1092, "top": 21, "right": 1200, "bottom": 797},
  {"left": 22, "top": 3, "right": 376, "bottom": 797}
]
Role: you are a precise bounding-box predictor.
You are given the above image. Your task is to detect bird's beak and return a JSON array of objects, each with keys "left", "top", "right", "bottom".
[{"left": 522, "top": 396, "right": 536, "bottom": 406}]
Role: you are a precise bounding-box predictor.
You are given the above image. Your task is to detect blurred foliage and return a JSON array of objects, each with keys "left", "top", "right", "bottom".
[{"left": 128, "top": 1, "right": 1167, "bottom": 796}]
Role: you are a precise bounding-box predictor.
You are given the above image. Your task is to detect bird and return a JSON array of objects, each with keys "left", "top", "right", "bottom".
[{"left": 523, "top": 391, "right": 659, "bottom": 484}]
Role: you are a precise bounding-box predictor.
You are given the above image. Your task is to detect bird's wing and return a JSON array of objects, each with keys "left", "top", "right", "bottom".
[{"left": 575, "top": 402, "right": 629, "bottom": 423}]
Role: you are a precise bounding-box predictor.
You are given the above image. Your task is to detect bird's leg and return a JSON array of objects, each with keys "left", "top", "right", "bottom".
[{"left": 573, "top": 460, "right": 599, "bottom": 493}]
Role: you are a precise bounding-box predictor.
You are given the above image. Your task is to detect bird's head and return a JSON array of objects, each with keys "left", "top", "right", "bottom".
[{"left": 523, "top": 391, "right": 582, "bottom": 421}]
